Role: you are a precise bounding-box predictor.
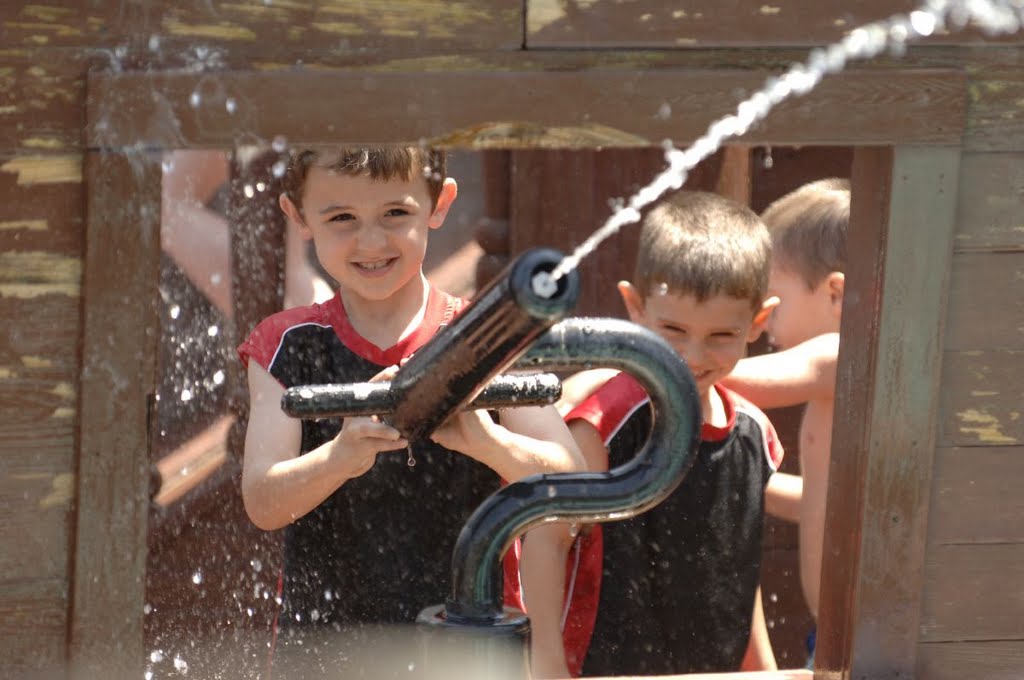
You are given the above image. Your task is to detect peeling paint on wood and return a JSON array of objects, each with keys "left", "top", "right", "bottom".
[
  {"left": 21, "top": 356, "right": 53, "bottom": 369},
  {"left": 49, "top": 382, "right": 74, "bottom": 400},
  {"left": 0, "top": 220, "right": 46, "bottom": 231},
  {"left": 0, "top": 252, "right": 81, "bottom": 298},
  {"left": 38, "top": 472, "right": 73, "bottom": 510},
  {"left": 956, "top": 408, "right": 1017, "bottom": 444},
  {"left": 0, "top": 156, "right": 81, "bottom": 185},
  {"left": 162, "top": 19, "right": 257, "bottom": 41}
]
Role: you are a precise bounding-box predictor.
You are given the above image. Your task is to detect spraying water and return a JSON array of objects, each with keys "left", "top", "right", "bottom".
[{"left": 531, "top": 0, "right": 1024, "bottom": 298}]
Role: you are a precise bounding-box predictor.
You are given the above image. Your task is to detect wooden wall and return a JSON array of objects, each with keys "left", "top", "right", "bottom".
[
  {"left": 0, "top": 1, "right": 1022, "bottom": 679},
  {"left": 917, "top": 151, "right": 1024, "bottom": 679}
]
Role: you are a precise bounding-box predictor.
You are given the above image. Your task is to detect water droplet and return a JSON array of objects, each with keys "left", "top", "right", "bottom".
[
  {"left": 225, "top": 97, "right": 237, "bottom": 114},
  {"left": 256, "top": 181, "right": 267, "bottom": 192},
  {"left": 767, "top": 619, "right": 775, "bottom": 629},
  {"left": 762, "top": 145, "right": 774, "bottom": 169},
  {"left": 547, "top": 485, "right": 557, "bottom": 498},
  {"left": 180, "top": 388, "right": 193, "bottom": 402},
  {"left": 173, "top": 655, "right": 188, "bottom": 674},
  {"left": 408, "top": 662, "right": 416, "bottom": 672},
  {"left": 207, "top": 325, "right": 219, "bottom": 338},
  {"left": 150, "top": 650, "right": 164, "bottom": 663},
  {"left": 769, "top": 592, "right": 778, "bottom": 603},
  {"left": 272, "top": 135, "right": 288, "bottom": 152},
  {"left": 213, "top": 370, "right": 225, "bottom": 386},
  {"left": 656, "top": 282, "right": 669, "bottom": 296},
  {"left": 272, "top": 160, "right": 287, "bottom": 178},
  {"left": 909, "top": 10, "right": 937, "bottom": 37},
  {"left": 148, "top": 35, "right": 160, "bottom": 51},
  {"left": 324, "top": 589, "right": 333, "bottom": 601},
  {"left": 169, "top": 304, "right": 181, "bottom": 319},
  {"left": 189, "top": 91, "right": 201, "bottom": 108},
  {"left": 145, "top": 671, "right": 154, "bottom": 680},
  {"left": 191, "top": 570, "right": 203, "bottom": 585},
  {"left": 143, "top": 603, "right": 153, "bottom": 614},
  {"left": 250, "top": 558, "right": 262, "bottom": 572},
  {"left": 311, "top": 609, "right": 321, "bottom": 621},
  {"left": 244, "top": 184, "right": 255, "bottom": 199},
  {"left": 657, "top": 102, "right": 672, "bottom": 119},
  {"left": 247, "top": 607, "right": 254, "bottom": 617},
  {"left": 210, "top": 273, "right": 222, "bottom": 285},
  {"left": 407, "top": 444, "right": 416, "bottom": 467}
]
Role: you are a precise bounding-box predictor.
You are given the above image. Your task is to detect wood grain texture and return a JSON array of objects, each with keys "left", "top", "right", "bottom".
[
  {"left": 817, "top": 146, "right": 961, "bottom": 679},
  {"left": 0, "top": 55, "right": 86, "bottom": 155},
  {"left": 965, "top": 67, "right": 1024, "bottom": 153},
  {"left": 917, "top": 640, "right": 1024, "bottom": 680},
  {"left": 527, "top": 0, "right": 1024, "bottom": 48},
  {"left": 0, "top": 1, "right": 522, "bottom": 53},
  {"left": 70, "top": 151, "right": 161, "bottom": 680},
  {"left": 920, "top": 543, "right": 1024, "bottom": 642},
  {"left": 945, "top": 252, "right": 1024, "bottom": 350},
  {"left": 928, "top": 446, "right": 1024, "bottom": 545},
  {"left": 953, "top": 153, "right": 1024, "bottom": 252},
  {"left": 86, "top": 67, "right": 967, "bottom": 149},
  {"left": 939, "top": 350, "right": 1023, "bottom": 447},
  {"left": 0, "top": 578, "right": 67, "bottom": 678}
]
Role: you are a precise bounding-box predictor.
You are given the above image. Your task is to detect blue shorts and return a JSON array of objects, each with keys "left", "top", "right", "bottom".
[{"left": 805, "top": 627, "right": 816, "bottom": 670}]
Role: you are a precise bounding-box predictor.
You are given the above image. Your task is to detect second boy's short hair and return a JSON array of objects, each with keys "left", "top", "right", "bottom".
[
  {"left": 634, "top": 190, "right": 771, "bottom": 311},
  {"left": 282, "top": 146, "right": 447, "bottom": 210},
  {"left": 762, "top": 178, "right": 850, "bottom": 289}
]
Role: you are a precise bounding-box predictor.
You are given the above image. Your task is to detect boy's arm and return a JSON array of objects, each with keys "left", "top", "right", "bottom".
[
  {"left": 765, "top": 471, "right": 803, "bottom": 523},
  {"left": 521, "top": 523, "right": 575, "bottom": 679},
  {"left": 431, "top": 404, "right": 584, "bottom": 481},
  {"left": 723, "top": 332, "right": 840, "bottom": 409},
  {"left": 241, "top": 361, "right": 407, "bottom": 530},
  {"left": 740, "top": 586, "right": 778, "bottom": 671}
]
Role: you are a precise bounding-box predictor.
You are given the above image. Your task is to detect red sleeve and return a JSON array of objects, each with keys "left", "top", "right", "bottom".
[{"left": 564, "top": 373, "right": 649, "bottom": 444}]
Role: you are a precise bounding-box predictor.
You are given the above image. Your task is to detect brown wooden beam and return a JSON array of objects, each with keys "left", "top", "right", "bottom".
[
  {"left": 86, "top": 67, "right": 967, "bottom": 150},
  {"left": 817, "top": 146, "right": 961, "bottom": 679},
  {"left": 70, "top": 151, "right": 162, "bottom": 679}
]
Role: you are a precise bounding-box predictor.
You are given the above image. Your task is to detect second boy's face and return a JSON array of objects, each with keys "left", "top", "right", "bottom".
[
  {"left": 622, "top": 285, "right": 767, "bottom": 397},
  {"left": 291, "top": 167, "right": 454, "bottom": 304}
]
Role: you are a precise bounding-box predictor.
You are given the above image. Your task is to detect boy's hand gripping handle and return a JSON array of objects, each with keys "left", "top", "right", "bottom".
[{"left": 280, "top": 248, "right": 580, "bottom": 438}]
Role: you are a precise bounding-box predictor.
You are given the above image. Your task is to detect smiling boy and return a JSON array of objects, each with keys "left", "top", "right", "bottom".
[
  {"left": 561, "top": 190, "right": 782, "bottom": 676},
  {"left": 238, "top": 147, "right": 582, "bottom": 677}
]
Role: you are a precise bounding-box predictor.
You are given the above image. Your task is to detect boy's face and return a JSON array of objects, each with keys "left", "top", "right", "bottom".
[
  {"left": 620, "top": 283, "right": 770, "bottom": 397},
  {"left": 764, "top": 264, "right": 843, "bottom": 350},
  {"left": 283, "top": 167, "right": 456, "bottom": 304}
]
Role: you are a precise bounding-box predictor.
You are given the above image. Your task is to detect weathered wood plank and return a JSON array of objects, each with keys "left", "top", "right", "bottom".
[
  {"left": 86, "top": 67, "right": 967, "bottom": 149},
  {"left": 0, "top": 1, "right": 522, "bottom": 52},
  {"left": 0, "top": 578, "right": 66, "bottom": 678},
  {"left": 953, "top": 153, "right": 1024, "bottom": 251},
  {"left": 0, "top": 56, "right": 86, "bottom": 154},
  {"left": 965, "top": 67, "right": 1024, "bottom": 153},
  {"left": 917, "top": 640, "right": 1024, "bottom": 680},
  {"left": 527, "top": 0, "right": 1024, "bottom": 48},
  {"left": 928, "top": 446, "right": 1024, "bottom": 545},
  {"left": 945, "top": 252, "right": 1024, "bottom": 350},
  {"left": 920, "top": 543, "right": 1024, "bottom": 642},
  {"left": 0, "top": 444, "right": 71, "bottom": 581},
  {"left": 817, "top": 146, "right": 961, "bottom": 679},
  {"left": 939, "top": 350, "right": 1023, "bottom": 447},
  {"left": 70, "top": 151, "right": 161, "bottom": 679}
]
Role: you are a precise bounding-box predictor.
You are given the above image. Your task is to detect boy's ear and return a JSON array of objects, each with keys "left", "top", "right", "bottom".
[
  {"left": 748, "top": 295, "right": 779, "bottom": 342},
  {"left": 826, "top": 272, "right": 845, "bottom": 319},
  {"left": 279, "top": 193, "right": 312, "bottom": 240},
  {"left": 427, "top": 178, "right": 458, "bottom": 230},
  {"left": 617, "top": 281, "right": 646, "bottom": 323}
]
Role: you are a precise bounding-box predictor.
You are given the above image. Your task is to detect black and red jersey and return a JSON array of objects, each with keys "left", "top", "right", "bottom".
[
  {"left": 564, "top": 372, "right": 783, "bottom": 676},
  {"left": 239, "top": 289, "right": 523, "bottom": 672}
]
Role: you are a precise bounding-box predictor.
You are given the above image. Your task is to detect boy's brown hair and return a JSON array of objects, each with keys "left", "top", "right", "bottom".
[
  {"left": 762, "top": 178, "right": 850, "bottom": 289},
  {"left": 282, "top": 146, "right": 447, "bottom": 210},
  {"left": 634, "top": 190, "right": 771, "bottom": 312}
]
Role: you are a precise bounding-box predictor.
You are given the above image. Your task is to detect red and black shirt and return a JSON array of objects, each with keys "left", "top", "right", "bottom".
[
  {"left": 563, "top": 372, "right": 783, "bottom": 676},
  {"left": 238, "top": 290, "right": 515, "bottom": 643}
]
